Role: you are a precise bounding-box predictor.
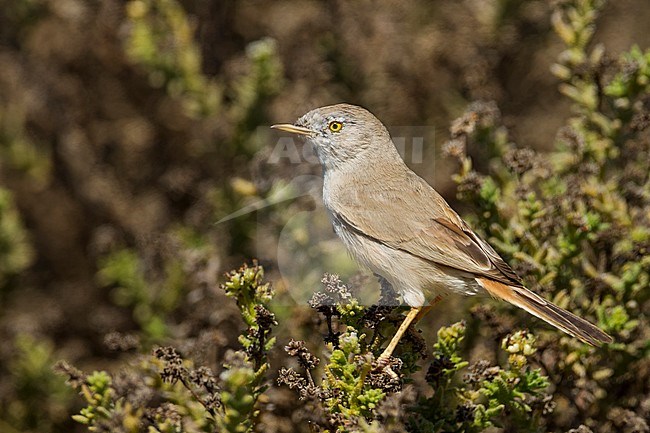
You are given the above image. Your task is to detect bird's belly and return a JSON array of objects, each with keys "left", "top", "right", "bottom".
[{"left": 331, "top": 218, "right": 480, "bottom": 307}]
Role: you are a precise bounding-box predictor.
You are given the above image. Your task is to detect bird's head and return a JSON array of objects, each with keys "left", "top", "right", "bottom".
[{"left": 271, "top": 103, "right": 393, "bottom": 171}]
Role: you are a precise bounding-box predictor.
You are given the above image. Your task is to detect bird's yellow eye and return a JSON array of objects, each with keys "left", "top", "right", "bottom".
[{"left": 328, "top": 121, "right": 343, "bottom": 133}]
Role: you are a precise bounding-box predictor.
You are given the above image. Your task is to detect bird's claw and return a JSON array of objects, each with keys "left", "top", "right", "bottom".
[{"left": 374, "top": 355, "right": 399, "bottom": 380}]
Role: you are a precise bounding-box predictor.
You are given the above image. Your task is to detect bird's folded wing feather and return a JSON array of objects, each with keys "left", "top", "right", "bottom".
[{"left": 331, "top": 172, "right": 523, "bottom": 287}]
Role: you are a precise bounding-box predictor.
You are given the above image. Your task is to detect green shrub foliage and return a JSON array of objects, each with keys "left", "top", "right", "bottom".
[{"left": 1, "top": 0, "right": 648, "bottom": 432}]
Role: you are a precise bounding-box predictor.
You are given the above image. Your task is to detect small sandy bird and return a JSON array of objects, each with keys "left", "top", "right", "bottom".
[{"left": 272, "top": 103, "right": 612, "bottom": 367}]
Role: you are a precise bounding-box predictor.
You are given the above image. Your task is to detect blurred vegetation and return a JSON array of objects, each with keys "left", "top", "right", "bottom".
[
  {"left": 0, "top": 0, "right": 648, "bottom": 432},
  {"left": 55, "top": 262, "right": 274, "bottom": 433},
  {"left": 0, "top": 188, "right": 33, "bottom": 295},
  {"left": 124, "top": 0, "right": 222, "bottom": 118}
]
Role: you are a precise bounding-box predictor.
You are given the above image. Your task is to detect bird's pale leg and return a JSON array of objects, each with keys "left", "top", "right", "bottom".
[
  {"left": 414, "top": 294, "right": 444, "bottom": 323},
  {"left": 377, "top": 295, "right": 445, "bottom": 378},
  {"left": 378, "top": 307, "right": 421, "bottom": 363}
]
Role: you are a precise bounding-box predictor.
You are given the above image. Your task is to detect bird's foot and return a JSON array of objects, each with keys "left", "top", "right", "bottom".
[{"left": 374, "top": 355, "right": 400, "bottom": 381}]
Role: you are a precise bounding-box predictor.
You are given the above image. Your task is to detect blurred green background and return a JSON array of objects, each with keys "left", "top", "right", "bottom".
[{"left": 0, "top": 0, "right": 648, "bottom": 432}]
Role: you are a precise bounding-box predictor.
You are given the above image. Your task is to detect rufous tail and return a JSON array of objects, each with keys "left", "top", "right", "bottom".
[{"left": 477, "top": 278, "right": 613, "bottom": 346}]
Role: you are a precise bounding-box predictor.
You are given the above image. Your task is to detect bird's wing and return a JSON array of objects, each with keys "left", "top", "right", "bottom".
[{"left": 331, "top": 171, "right": 523, "bottom": 287}]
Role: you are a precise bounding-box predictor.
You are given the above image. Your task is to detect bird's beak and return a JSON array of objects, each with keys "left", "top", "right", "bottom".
[{"left": 270, "top": 123, "right": 314, "bottom": 136}]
